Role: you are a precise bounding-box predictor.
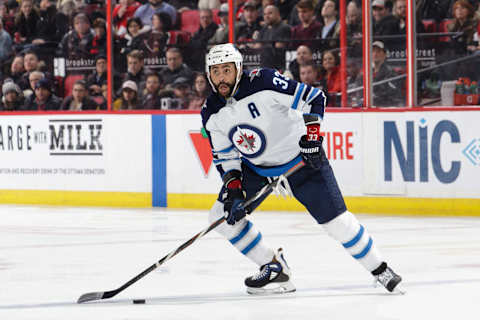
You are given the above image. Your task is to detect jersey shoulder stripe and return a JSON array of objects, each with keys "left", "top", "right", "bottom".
[{"left": 233, "top": 68, "right": 297, "bottom": 101}]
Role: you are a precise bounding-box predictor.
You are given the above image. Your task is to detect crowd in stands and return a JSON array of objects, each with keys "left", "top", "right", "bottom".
[{"left": 0, "top": 0, "right": 479, "bottom": 111}]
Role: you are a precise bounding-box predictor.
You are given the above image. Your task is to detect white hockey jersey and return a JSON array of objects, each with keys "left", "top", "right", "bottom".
[{"left": 201, "top": 68, "right": 326, "bottom": 179}]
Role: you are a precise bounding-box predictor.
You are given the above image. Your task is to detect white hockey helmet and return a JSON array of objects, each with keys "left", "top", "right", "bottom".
[{"left": 205, "top": 43, "right": 243, "bottom": 95}]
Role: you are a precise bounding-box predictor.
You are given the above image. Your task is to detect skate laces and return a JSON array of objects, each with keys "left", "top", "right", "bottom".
[
  {"left": 251, "top": 263, "right": 281, "bottom": 281},
  {"left": 374, "top": 267, "right": 394, "bottom": 287}
]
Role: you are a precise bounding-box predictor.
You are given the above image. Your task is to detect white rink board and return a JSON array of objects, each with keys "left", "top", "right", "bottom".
[
  {"left": 166, "top": 111, "right": 480, "bottom": 199},
  {"left": 0, "top": 115, "right": 151, "bottom": 192}
]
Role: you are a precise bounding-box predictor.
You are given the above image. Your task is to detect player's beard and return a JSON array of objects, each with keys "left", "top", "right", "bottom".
[{"left": 215, "top": 80, "right": 236, "bottom": 98}]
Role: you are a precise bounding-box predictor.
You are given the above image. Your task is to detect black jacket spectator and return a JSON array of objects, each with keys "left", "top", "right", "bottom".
[
  {"left": 236, "top": 1, "right": 262, "bottom": 48},
  {"left": 56, "top": 13, "right": 96, "bottom": 59},
  {"left": 23, "top": 79, "right": 62, "bottom": 111},
  {"left": 371, "top": 41, "right": 402, "bottom": 106},
  {"left": 160, "top": 47, "right": 194, "bottom": 85},
  {"left": 186, "top": 9, "right": 218, "bottom": 71},
  {"left": 373, "top": 7, "right": 400, "bottom": 37},
  {"left": 61, "top": 96, "right": 99, "bottom": 111},
  {"left": 160, "top": 64, "right": 193, "bottom": 86},
  {"left": 256, "top": 5, "right": 291, "bottom": 71},
  {"left": 36, "top": 2, "right": 67, "bottom": 44},
  {"left": 14, "top": 0, "right": 40, "bottom": 44}
]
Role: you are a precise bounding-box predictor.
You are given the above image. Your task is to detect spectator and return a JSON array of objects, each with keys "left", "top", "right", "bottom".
[
  {"left": 0, "top": 3, "right": 15, "bottom": 35},
  {"left": 318, "top": 0, "right": 340, "bottom": 50},
  {"left": 18, "top": 50, "right": 54, "bottom": 92},
  {"left": 254, "top": 5, "right": 291, "bottom": 70},
  {"left": 24, "top": 78, "right": 62, "bottom": 110},
  {"left": 237, "top": 0, "right": 262, "bottom": 21},
  {"left": 299, "top": 60, "right": 322, "bottom": 88},
  {"left": 6, "top": 0, "right": 20, "bottom": 20},
  {"left": 0, "top": 20, "right": 13, "bottom": 65},
  {"left": 209, "top": 3, "right": 230, "bottom": 46},
  {"left": 170, "top": 76, "right": 192, "bottom": 109},
  {"left": 394, "top": 0, "right": 425, "bottom": 34},
  {"left": 346, "top": 0, "right": 362, "bottom": 57},
  {"left": 447, "top": 0, "right": 478, "bottom": 54},
  {"left": 35, "top": 0, "right": 67, "bottom": 45},
  {"left": 123, "top": 49, "right": 149, "bottom": 98},
  {"left": 57, "top": 12, "right": 96, "bottom": 59},
  {"left": 160, "top": 47, "right": 194, "bottom": 87},
  {"left": 291, "top": 0, "right": 323, "bottom": 49},
  {"left": 91, "top": 18, "right": 106, "bottom": 56},
  {"left": 14, "top": 0, "right": 40, "bottom": 46},
  {"left": 417, "top": 0, "right": 452, "bottom": 22},
  {"left": 144, "top": 12, "right": 173, "bottom": 57},
  {"left": 391, "top": 0, "right": 425, "bottom": 50},
  {"left": 121, "top": 17, "right": 147, "bottom": 55},
  {"left": 113, "top": 0, "right": 141, "bottom": 37},
  {"left": 285, "top": 45, "right": 314, "bottom": 81},
  {"left": 235, "top": 1, "right": 262, "bottom": 49},
  {"left": 56, "top": 0, "right": 75, "bottom": 26},
  {"left": 188, "top": 72, "right": 211, "bottom": 109},
  {"left": 134, "top": 0, "right": 177, "bottom": 28},
  {"left": 142, "top": 72, "right": 163, "bottom": 109},
  {"left": 113, "top": 80, "right": 139, "bottom": 110},
  {"left": 61, "top": 79, "right": 99, "bottom": 110},
  {"left": 372, "top": 0, "right": 400, "bottom": 47},
  {"left": 187, "top": 9, "right": 218, "bottom": 71},
  {"left": 0, "top": 80, "right": 24, "bottom": 111},
  {"left": 371, "top": 41, "right": 402, "bottom": 107},
  {"left": 23, "top": 70, "right": 45, "bottom": 104},
  {"left": 320, "top": 50, "right": 342, "bottom": 106},
  {"left": 86, "top": 54, "right": 107, "bottom": 96},
  {"left": 18, "top": 50, "right": 40, "bottom": 90},
  {"left": 8, "top": 55, "right": 25, "bottom": 84}
]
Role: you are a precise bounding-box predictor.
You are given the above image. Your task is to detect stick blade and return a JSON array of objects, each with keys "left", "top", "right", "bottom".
[{"left": 77, "top": 291, "right": 105, "bottom": 304}]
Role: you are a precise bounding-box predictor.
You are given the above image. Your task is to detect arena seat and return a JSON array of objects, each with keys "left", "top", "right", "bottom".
[
  {"left": 438, "top": 19, "right": 453, "bottom": 42},
  {"left": 63, "top": 74, "right": 85, "bottom": 97},
  {"left": 168, "top": 30, "right": 192, "bottom": 45},
  {"left": 421, "top": 19, "right": 436, "bottom": 33},
  {"left": 180, "top": 9, "right": 220, "bottom": 35}
]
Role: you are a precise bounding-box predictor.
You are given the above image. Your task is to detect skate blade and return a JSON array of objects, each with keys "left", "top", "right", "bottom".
[
  {"left": 393, "top": 285, "right": 406, "bottom": 295},
  {"left": 246, "top": 281, "right": 296, "bottom": 295}
]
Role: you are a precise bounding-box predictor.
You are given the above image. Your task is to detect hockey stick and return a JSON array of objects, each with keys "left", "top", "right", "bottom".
[{"left": 77, "top": 160, "right": 305, "bottom": 304}]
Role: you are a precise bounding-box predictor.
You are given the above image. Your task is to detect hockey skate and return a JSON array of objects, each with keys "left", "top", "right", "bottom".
[
  {"left": 372, "top": 262, "right": 404, "bottom": 294},
  {"left": 245, "top": 248, "right": 296, "bottom": 295}
]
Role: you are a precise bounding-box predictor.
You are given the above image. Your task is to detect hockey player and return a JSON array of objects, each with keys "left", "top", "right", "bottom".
[{"left": 201, "top": 43, "right": 402, "bottom": 294}]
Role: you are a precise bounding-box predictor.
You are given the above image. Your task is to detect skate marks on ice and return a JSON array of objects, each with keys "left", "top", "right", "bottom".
[{"left": 2, "top": 278, "right": 480, "bottom": 309}]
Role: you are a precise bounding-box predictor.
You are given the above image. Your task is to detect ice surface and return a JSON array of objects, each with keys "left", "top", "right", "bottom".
[{"left": 1, "top": 205, "right": 479, "bottom": 320}]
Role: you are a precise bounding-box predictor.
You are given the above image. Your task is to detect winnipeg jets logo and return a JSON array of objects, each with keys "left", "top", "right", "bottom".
[
  {"left": 236, "top": 129, "right": 256, "bottom": 151},
  {"left": 229, "top": 124, "right": 266, "bottom": 158}
]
